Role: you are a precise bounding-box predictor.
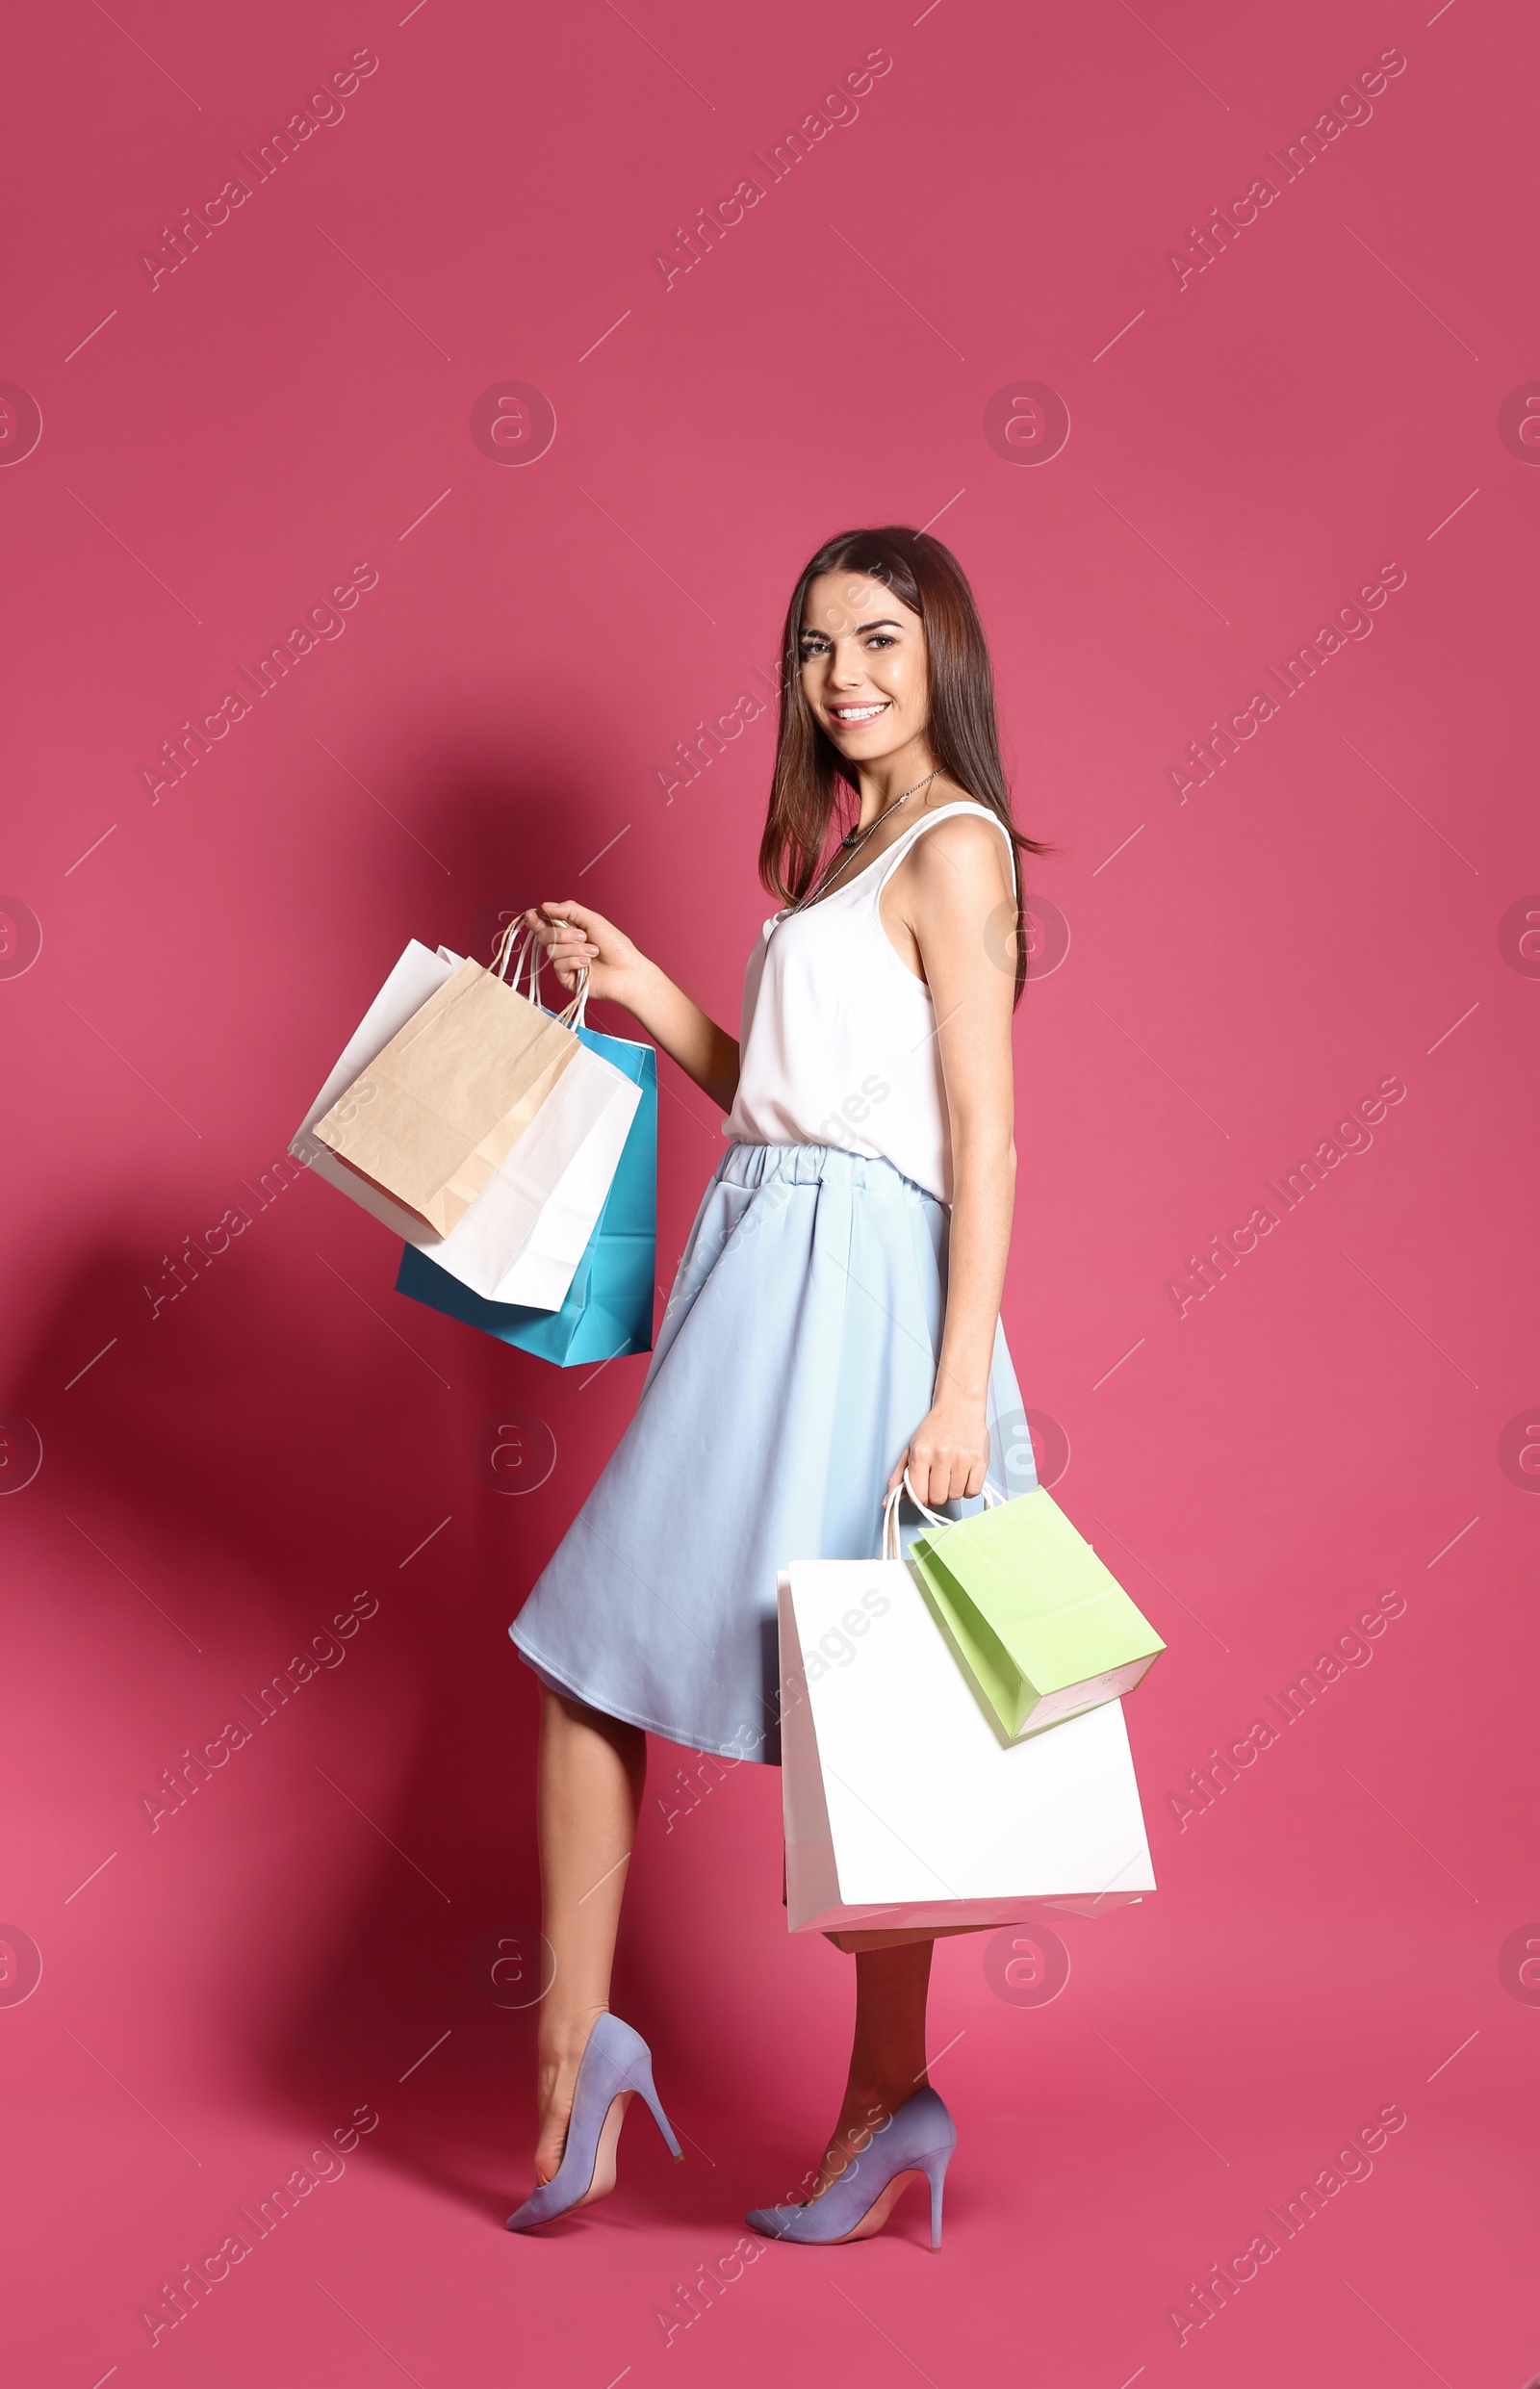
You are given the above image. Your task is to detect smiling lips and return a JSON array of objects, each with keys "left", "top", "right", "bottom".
[{"left": 828, "top": 701, "right": 890, "bottom": 726}]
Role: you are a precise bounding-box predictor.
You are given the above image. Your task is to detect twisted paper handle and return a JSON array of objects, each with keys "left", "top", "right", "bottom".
[
  {"left": 881, "top": 1471, "right": 1003, "bottom": 1560},
  {"left": 491, "top": 913, "right": 589, "bottom": 1026}
]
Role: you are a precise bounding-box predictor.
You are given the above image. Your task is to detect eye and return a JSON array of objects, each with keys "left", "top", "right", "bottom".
[{"left": 864, "top": 633, "right": 896, "bottom": 650}]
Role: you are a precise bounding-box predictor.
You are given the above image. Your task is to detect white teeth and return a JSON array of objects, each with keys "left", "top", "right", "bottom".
[{"left": 832, "top": 704, "right": 886, "bottom": 721}]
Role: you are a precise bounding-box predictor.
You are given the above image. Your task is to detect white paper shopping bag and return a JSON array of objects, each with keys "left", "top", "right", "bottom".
[
  {"left": 425, "top": 1034, "right": 640, "bottom": 1309},
  {"left": 420, "top": 939, "right": 642, "bottom": 1309},
  {"left": 778, "top": 1487, "right": 1156, "bottom": 1935},
  {"left": 290, "top": 939, "right": 462, "bottom": 1240}
]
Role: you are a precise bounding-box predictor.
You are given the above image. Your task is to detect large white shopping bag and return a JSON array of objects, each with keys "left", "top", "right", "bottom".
[
  {"left": 778, "top": 1486, "right": 1156, "bottom": 1934},
  {"left": 291, "top": 933, "right": 641, "bottom": 1312}
]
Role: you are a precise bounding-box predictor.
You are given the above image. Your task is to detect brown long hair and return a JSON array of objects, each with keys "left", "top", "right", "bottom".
[{"left": 759, "top": 526, "right": 1051, "bottom": 1006}]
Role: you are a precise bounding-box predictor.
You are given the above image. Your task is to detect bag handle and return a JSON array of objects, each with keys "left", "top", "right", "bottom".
[
  {"left": 491, "top": 916, "right": 535, "bottom": 987},
  {"left": 490, "top": 915, "right": 589, "bottom": 1026},
  {"left": 558, "top": 969, "right": 591, "bottom": 1030},
  {"left": 881, "top": 1470, "right": 1003, "bottom": 1559}
]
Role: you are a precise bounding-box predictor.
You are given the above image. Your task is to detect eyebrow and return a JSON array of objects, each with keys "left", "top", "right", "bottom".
[{"left": 800, "top": 617, "right": 906, "bottom": 638}]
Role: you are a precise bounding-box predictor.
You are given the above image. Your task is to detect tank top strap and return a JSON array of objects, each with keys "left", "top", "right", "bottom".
[{"left": 870, "top": 800, "right": 1016, "bottom": 900}]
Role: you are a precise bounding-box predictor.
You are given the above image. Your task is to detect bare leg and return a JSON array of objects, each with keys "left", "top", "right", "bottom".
[
  {"left": 805, "top": 1940, "right": 935, "bottom": 2200},
  {"left": 534, "top": 1686, "right": 647, "bottom": 2185}
]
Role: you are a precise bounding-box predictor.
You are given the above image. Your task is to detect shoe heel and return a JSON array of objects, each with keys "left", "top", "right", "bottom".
[
  {"left": 632, "top": 2059, "right": 683, "bottom": 2161},
  {"left": 922, "top": 2149, "right": 950, "bottom": 2249}
]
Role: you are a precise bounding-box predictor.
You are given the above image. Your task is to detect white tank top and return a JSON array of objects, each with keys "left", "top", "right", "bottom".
[{"left": 725, "top": 801, "right": 1015, "bottom": 1204}]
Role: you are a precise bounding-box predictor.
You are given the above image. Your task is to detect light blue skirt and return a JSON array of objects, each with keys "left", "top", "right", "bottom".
[{"left": 508, "top": 1142, "right": 1039, "bottom": 1763}]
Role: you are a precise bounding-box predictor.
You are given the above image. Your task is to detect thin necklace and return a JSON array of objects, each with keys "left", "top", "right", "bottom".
[{"left": 791, "top": 769, "right": 938, "bottom": 913}]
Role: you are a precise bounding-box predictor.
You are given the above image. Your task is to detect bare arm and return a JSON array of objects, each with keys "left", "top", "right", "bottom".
[
  {"left": 880, "top": 818, "right": 1018, "bottom": 1507},
  {"left": 521, "top": 902, "right": 740, "bottom": 1113}
]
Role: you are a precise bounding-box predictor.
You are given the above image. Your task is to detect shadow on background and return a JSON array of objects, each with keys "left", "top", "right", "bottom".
[{"left": 4, "top": 758, "right": 703, "bottom": 2220}]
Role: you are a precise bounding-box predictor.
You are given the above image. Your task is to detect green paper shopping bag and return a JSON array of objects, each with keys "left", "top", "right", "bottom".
[{"left": 908, "top": 1478, "right": 1165, "bottom": 1744}]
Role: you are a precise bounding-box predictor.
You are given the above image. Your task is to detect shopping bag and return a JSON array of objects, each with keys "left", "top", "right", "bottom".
[
  {"left": 908, "top": 1477, "right": 1165, "bottom": 1742},
  {"left": 291, "top": 938, "right": 462, "bottom": 1239},
  {"left": 307, "top": 927, "right": 579, "bottom": 1237},
  {"left": 394, "top": 1012, "right": 656, "bottom": 1366},
  {"left": 294, "top": 936, "right": 642, "bottom": 1313},
  {"left": 779, "top": 1486, "right": 1155, "bottom": 1935},
  {"left": 424, "top": 1042, "right": 640, "bottom": 1310}
]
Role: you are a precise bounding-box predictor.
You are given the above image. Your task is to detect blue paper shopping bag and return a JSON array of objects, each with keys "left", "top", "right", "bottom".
[{"left": 395, "top": 1018, "right": 655, "bottom": 1366}]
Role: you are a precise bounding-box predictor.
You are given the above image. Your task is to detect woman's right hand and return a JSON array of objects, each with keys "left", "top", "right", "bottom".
[
  {"left": 521, "top": 901, "right": 645, "bottom": 1011},
  {"left": 524, "top": 900, "right": 740, "bottom": 1109}
]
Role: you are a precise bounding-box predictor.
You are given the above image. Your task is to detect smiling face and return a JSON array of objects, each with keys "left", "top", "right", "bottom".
[{"left": 798, "top": 569, "right": 932, "bottom": 772}]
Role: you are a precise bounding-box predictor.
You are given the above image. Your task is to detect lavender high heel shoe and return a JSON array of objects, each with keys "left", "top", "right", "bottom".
[
  {"left": 506, "top": 2013, "right": 682, "bottom": 2231},
  {"left": 744, "top": 2088, "right": 957, "bottom": 2248}
]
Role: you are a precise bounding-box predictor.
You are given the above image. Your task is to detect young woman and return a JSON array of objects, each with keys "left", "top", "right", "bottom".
[{"left": 504, "top": 526, "right": 1049, "bottom": 2246}]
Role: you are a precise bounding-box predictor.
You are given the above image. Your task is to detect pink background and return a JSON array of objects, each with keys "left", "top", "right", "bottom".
[{"left": 2, "top": 0, "right": 1535, "bottom": 2381}]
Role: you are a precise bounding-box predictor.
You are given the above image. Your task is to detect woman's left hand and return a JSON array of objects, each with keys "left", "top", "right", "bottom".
[{"left": 887, "top": 1400, "right": 991, "bottom": 1507}]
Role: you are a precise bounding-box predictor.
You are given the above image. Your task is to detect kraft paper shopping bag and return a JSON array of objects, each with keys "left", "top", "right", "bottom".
[
  {"left": 424, "top": 1037, "right": 640, "bottom": 1311},
  {"left": 420, "top": 949, "right": 641, "bottom": 1311},
  {"left": 778, "top": 1486, "right": 1155, "bottom": 1935},
  {"left": 908, "top": 1478, "right": 1165, "bottom": 1742},
  {"left": 394, "top": 1016, "right": 656, "bottom": 1366},
  {"left": 308, "top": 934, "right": 579, "bottom": 1237}
]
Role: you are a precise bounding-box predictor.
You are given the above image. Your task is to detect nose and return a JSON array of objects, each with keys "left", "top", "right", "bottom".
[{"left": 830, "top": 642, "right": 865, "bottom": 689}]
